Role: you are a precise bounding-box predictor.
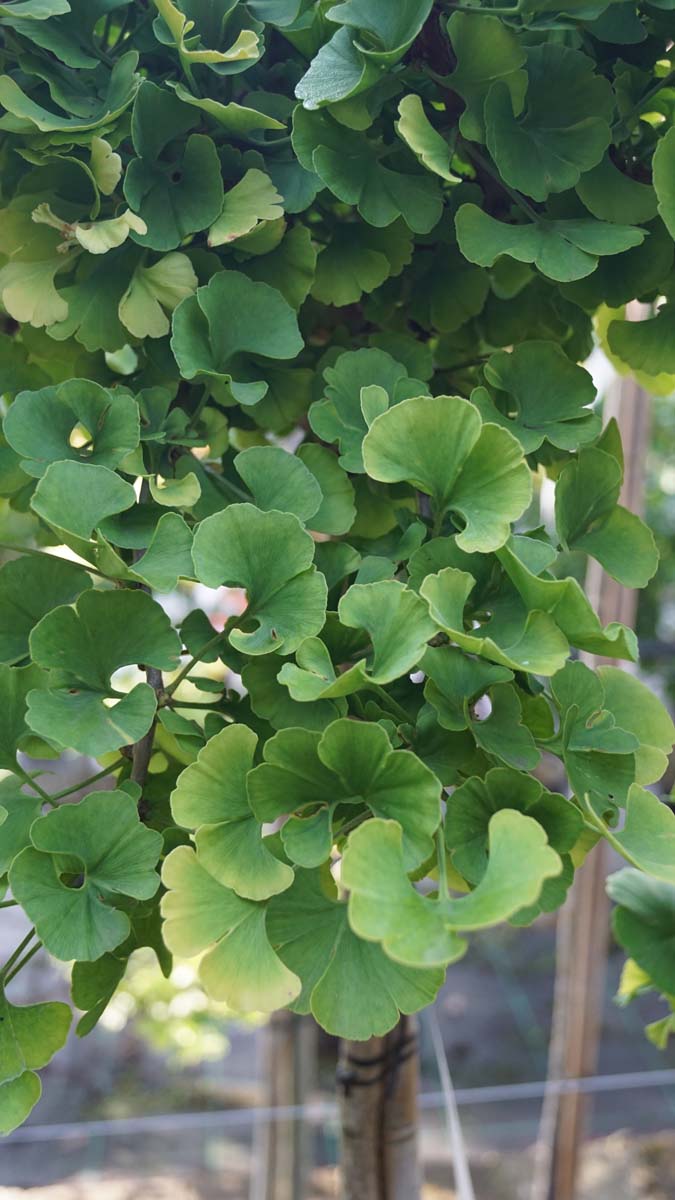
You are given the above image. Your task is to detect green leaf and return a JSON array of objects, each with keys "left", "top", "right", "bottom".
[
  {"left": 0, "top": 779, "right": 42, "bottom": 875},
  {"left": 576, "top": 154, "right": 657, "bottom": 225},
  {"left": 192, "top": 503, "right": 327, "bottom": 655},
  {"left": 485, "top": 45, "right": 613, "bottom": 201},
  {"left": 446, "top": 12, "right": 526, "bottom": 143},
  {"left": 171, "top": 724, "right": 294, "bottom": 901},
  {"left": 586, "top": 785, "right": 675, "bottom": 882},
  {"left": 597, "top": 667, "right": 675, "bottom": 786},
  {"left": 47, "top": 247, "right": 136, "bottom": 354},
  {"left": 128, "top": 512, "right": 194, "bottom": 592},
  {"left": 395, "top": 94, "right": 458, "bottom": 181},
  {"left": 608, "top": 869, "right": 675, "bottom": 996},
  {"left": 10, "top": 790, "right": 163, "bottom": 960},
  {"left": 0, "top": 50, "right": 139, "bottom": 133},
  {"left": 362, "top": 395, "right": 531, "bottom": 552},
  {"left": 26, "top": 589, "right": 181, "bottom": 756},
  {"left": 119, "top": 253, "right": 197, "bottom": 339},
  {"left": 125, "top": 132, "right": 224, "bottom": 252},
  {"left": 297, "top": 443, "right": 356, "bottom": 535},
  {"left": 311, "top": 220, "right": 413, "bottom": 306},
  {"left": 343, "top": 812, "right": 561, "bottom": 967},
  {"left": 4, "top": 379, "right": 140, "bottom": 478},
  {"left": 309, "top": 347, "right": 426, "bottom": 473},
  {"left": 0, "top": 990, "right": 71, "bottom": 1085},
  {"left": 234, "top": 446, "right": 322, "bottom": 522},
  {"left": 445, "top": 767, "right": 582, "bottom": 884},
  {"left": 456, "top": 205, "right": 645, "bottom": 283},
  {"left": 171, "top": 270, "right": 303, "bottom": 405},
  {"left": 331, "top": 578, "right": 437, "bottom": 689},
  {"left": 326, "top": 0, "right": 433, "bottom": 63},
  {"left": 0, "top": 554, "right": 91, "bottom": 666},
  {"left": 31, "top": 461, "right": 136, "bottom": 542},
  {"left": 0, "top": 664, "right": 47, "bottom": 772},
  {"left": 420, "top": 568, "right": 568, "bottom": 676},
  {"left": 243, "top": 654, "right": 346, "bottom": 731},
  {"left": 607, "top": 304, "right": 675, "bottom": 376},
  {"left": 167, "top": 81, "right": 286, "bottom": 133},
  {"left": 653, "top": 126, "right": 675, "bottom": 241},
  {"left": 247, "top": 718, "right": 442, "bottom": 870},
  {"left": 208, "top": 170, "right": 284, "bottom": 246},
  {"left": 550, "top": 660, "right": 638, "bottom": 807},
  {"left": 267, "top": 868, "right": 444, "bottom": 1038},
  {"left": 0, "top": 1073, "right": 42, "bottom": 1135},
  {"left": 497, "top": 540, "right": 637, "bottom": 661},
  {"left": 555, "top": 448, "right": 658, "bottom": 587},
  {"left": 474, "top": 341, "right": 600, "bottom": 453},
  {"left": 292, "top": 108, "right": 443, "bottom": 234},
  {"left": 239, "top": 224, "right": 317, "bottom": 310},
  {"left": 152, "top": 0, "right": 260, "bottom": 70},
  {"left": 161, "top": 845, "right": 300, "bottom": 1012},
  {"left": 295, "top": 26, "right": 382, "bottom": 110}
]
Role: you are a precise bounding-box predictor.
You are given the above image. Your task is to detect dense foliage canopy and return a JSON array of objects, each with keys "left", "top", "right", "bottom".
[{"left": 1, "top": 0, "right": 675, "bottom": 1134}]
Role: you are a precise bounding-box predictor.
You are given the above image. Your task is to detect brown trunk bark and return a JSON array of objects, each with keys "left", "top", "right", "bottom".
[{"left": 337, "top": 1015, "right": 422, "bottom": 1200}]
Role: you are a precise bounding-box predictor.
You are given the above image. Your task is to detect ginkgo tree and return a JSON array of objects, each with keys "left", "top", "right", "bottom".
[{"left": 0, "top": 1, "right": 674, "bottom": 1187}]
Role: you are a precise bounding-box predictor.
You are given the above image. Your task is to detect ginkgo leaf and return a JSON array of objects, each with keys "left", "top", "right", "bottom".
[
  {"left": 10, "top": 790, "right": 163, "bottom": 961},
  {"left": 445, "top": 767, "right": 582, "bottom": 885},
  {"left": 653, "top": 126, "right": 675, "bottom": 241},
  {"left": 0, "top": 778, "right": 42, "bottom": 875},
  {"left": 0, "top": 663, "right": 47, "bottom": 773},
  {"left": 585, "top": 785, "right": 675, "bottom": 883},
  {"left": 555, "top": 448, "right": 658, "bottom": 587},
  {"left": 497, "top": 540, "right": 638, "bottom": 661},
  {"left": 234, "top": 446, "right": 322, "bottom": 522},
  {"left": 171, "top": 724, "right": 294, "bottom": 901},
  {"left": 0, "top": 554, "right": 91, "bottom": 666},
  {"left": 608, "top": 869, "right": 675, "bottom": 996},
  {"left": 267, "top": 868, "right": 444, "bottom": 1038},
  {"left": 293, "top": 107, "right": 443, "bottom": 234},
  {"left": 550, "top": 660, "right": 638, "bottom": 807},
  {"left": 597, "top": 667, "right": 675, "bottom": 786},
  {"left": 119, "top": 252, "right": 197, "bottom": 339},
  {"left": 362, "top": 394, "right": 531, "bottom": 551},
  {"left": 326, "top": 0, "right": 433, "bottom": 64},
  {"left": 208, "top": 170, "right": 284, "bottom": 246},
  {"left": 395, "top": 95, "right": 458, "bottom": 181},
  {"left": 0, "top": 990, "right": 71, "bottom": 1087},
  {"left": 420, "top": 568, "right": 568, "bottom": 676},
  {"left": 485, "top": 44, "right": 613, "bottom": 201},
  {"left": 295, "top": 26, "right": 382, "bottom": 110},
  {"left": 474, "top": 341, "right": 600, "bottom": 453},
  {"left": 343, "top": 812, "right": 561, "bottom": 967},
  {"left": 192, "top": 503, "right": 327, "bottom": 655},
  {"left": 247, "top": 718, "right": 442, "bottom": 870},
  {"left": 309, "top": 347, "right": 426, "bottom": 473},
  {"left": 4, "top": 379, "right": 140, "bottom": 478},
  {"left": 446, "top": 12, "right": 526, "bottom": 143},
  {"left": 161, "top": 845, "right": 300, "bottom": 1012},
  {"left": 31, "top": 461, "right": 136, "bottom": 543},
  {"left": 456, "top": 205, "right": 645, "bottom": 283},
  {"left": 171, "top": 270, "right": 303, "bottom": 405},
  {"left": 26, "top": 589, "right": 181, "bottom": 756},
  {"left": 297, "top": 443, "right": 356, "bottom": 535}
]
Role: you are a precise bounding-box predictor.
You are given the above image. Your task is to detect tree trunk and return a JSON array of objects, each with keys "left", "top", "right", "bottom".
[
  {"left": 337, "top": 1015, "right": 422, "bottom": 1200},
  {"left": 251, "top": 1010, "right": 316, "bottom": 1200}
]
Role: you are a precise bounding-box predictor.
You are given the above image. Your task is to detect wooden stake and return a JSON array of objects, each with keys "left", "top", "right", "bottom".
[
  {"left": 251, "top": 1011, "right": 316, "bottom": 1200},
  {"left": 532, "top": 331, "right": 652, "bottom": 1200}
]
